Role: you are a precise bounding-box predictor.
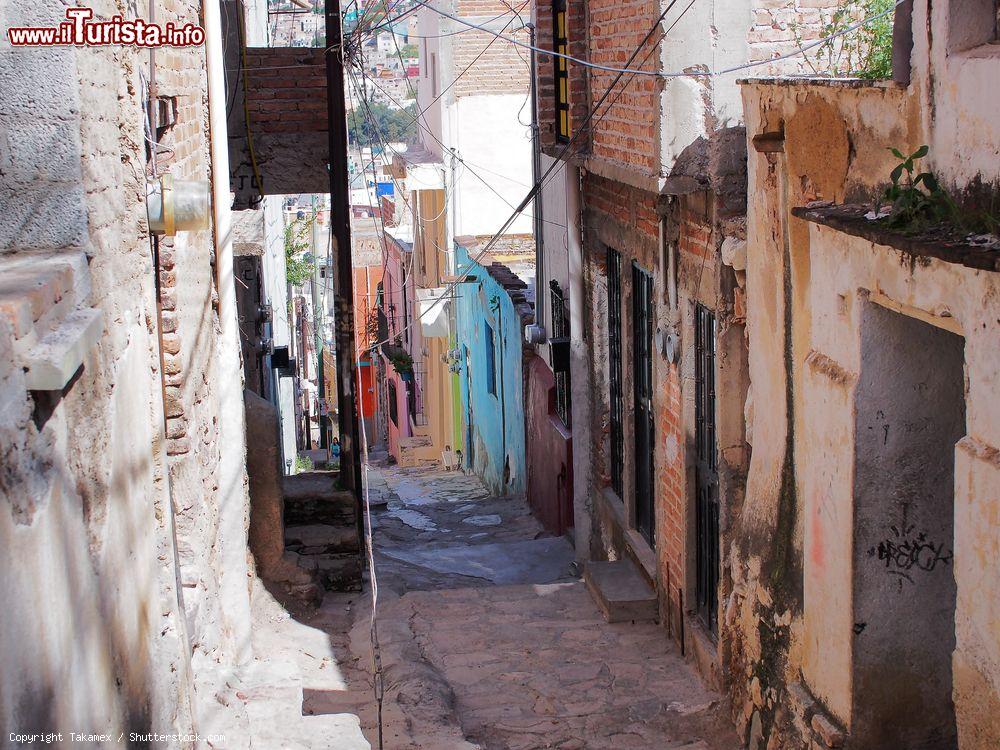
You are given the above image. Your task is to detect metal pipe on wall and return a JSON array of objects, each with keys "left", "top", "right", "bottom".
[
  {"left": 527, "top": 22, "right": 545, "bottom": 338},
  {"left": 205, "top": 0, "right": 254, "bottom": 665}
]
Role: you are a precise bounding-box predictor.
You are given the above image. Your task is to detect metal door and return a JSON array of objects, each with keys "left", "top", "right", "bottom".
[
  {"left": 695, "top": 303, "right": 719, "bottom": 633},
  {"left": 632, "top": 264, "right": 655, "bottom": 546}
]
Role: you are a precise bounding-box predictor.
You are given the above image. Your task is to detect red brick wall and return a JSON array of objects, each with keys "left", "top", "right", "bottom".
[
  {"left": 534, "top": 0, "right": 588, "bottom": 155},
  {"left": 243, "top": 48, "right": 329, "bottom": 134},
  {"left": 153, "top": 0, "right": 218, "bottom": 457},
  {"left": 656, "top": 363, "right": 684, "bottom": 631},
  {"left": 583, "top": 172, "right": 659, "bottom": 255},
  {"left": 585, "top": 0, "right": 660, "bottom": 173}
]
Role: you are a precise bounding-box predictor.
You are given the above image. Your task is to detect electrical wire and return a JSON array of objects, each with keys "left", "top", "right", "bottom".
[
  {"left": 403, "top": 0, "right": 905, "bottom": 79},
  {"left": 363, "top": 0, "right": 685, "bottom": 349},
  {"left": 356, "top": 71, "right": 568, "bottom": 231}
]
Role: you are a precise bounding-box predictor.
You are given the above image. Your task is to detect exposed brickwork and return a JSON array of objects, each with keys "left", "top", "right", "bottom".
[
  {"left": 535, "top": 0, "right": 589, "bottom": 156},
  {"left": 243, "top": 48, "right": 329, "bottom": 133},
  {"left": 585, "top": 0, "right": 661, "bottom": 173},
  {"left": 583, "top": 172, "right": 659, "bottom": 255},
  {"left": 230, "top": 47, "right": 331, "bottom": 202},
  {"left": 749, "top": 0, "right": 842, "bottom": 72},
  {"left": 451, "top": 27, "right": 531, "bottom": 98},
  {"left": 655, "top": 363, "right": 684, "bottom": 632}
]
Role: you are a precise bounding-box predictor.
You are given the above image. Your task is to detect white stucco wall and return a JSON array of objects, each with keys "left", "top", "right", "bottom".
[{"left": 448, "top": 94, "right": 533, "bottom": 237}]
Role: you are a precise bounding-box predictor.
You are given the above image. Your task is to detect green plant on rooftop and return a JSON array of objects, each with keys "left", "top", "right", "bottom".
[{"left": 878, "top": 145, "right": 1000, "bottom": 236}]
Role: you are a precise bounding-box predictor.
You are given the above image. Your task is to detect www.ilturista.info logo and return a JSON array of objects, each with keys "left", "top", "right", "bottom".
[{"left": 7, "top": 8, "right": 205, "bottom": 47}]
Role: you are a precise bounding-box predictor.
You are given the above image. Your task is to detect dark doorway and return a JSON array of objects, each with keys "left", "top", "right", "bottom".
[
  {"left": 632, "top": 263, "right": 655, "bottom": 546},
  {"left": 694, "top": 303, "right": 719, "bottom": 633},
  {"left": 852, "top": 303, "right": 964, "bottom": 749}
]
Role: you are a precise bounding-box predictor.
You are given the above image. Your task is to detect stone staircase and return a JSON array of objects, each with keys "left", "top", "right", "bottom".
[
  {"left": 584, "top": 558, "right": 659, "bottom": 624},
  {"left": 396, "top": 422, "right": 440, "bottom": 468},
  {"left": 194, "top": 581, "right": 371, "bottom": 749},
  {"left": 283, "top": 472, "right": 362, "bottom": 591}
]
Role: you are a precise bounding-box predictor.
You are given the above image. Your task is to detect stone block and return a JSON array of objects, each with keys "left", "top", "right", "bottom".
[
  {"left": 0, "top": 183, "right": 88, "bottom": 252},
  {"left": 584, "top": 559, "right": 658, "bottom": 623},
  {"left": 23, "top": 307, "right": 103, "bottom": 390}
]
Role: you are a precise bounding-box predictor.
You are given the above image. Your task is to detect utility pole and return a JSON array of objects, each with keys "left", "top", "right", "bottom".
[
  {"left": 527, "top": 23, "right": 545, "bottom": 334},
  {"left": 325, "top": 0, "right": 364, "bottom": 514}
]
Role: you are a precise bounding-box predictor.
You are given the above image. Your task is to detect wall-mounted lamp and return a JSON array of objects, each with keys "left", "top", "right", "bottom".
[{"left": 147, "top": 174, "right": 210, "bottom": 236}]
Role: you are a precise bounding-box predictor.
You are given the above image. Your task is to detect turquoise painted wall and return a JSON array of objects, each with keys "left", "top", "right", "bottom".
[{"left": 455, "top": 244, "right": 527, "bottom": 497}]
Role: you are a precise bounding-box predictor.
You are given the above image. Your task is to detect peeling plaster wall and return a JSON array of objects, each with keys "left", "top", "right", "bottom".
[
  {"left": 737, "top": 77, "right": 1000, "bottom": 749},
  {"left": 0, "top": 0, "right": 197, "bottom": 738},
  {"left": 1, "top": 0, "right": 254, "bottom": 739},
  {"left": 455, "top": 244, "right": 532, "bottom": 497}
]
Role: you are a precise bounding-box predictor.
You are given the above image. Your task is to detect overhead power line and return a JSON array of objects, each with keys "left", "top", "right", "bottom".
[{"left": 403, "top": 0, "right": 905, "bottom": 79}]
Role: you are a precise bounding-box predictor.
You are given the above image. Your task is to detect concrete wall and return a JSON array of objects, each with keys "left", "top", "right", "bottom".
[
  {"left": 736, "top": 74, "right": 1000, "bottom": 748},
  {"left": 455, "top": 244, "right": 531, "bottom": 496},
  {"left": 447, "top": 94, "right": 534, "bottom": 237}
]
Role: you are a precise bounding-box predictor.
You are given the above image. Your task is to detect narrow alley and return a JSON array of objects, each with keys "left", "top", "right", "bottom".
[
  {"left": 2, "top": 0, "right": 998, "bottom": 746},
  {"left": 244, "top": 465, "right": 739, "bottom": 749}
]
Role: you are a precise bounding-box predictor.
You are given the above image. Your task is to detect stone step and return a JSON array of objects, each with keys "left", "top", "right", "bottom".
[
  {"left": 283, "top": 472, "right": 356, "bottom": 526},
  {"left": 285, "top": 523, "right": 360, "bottom": 555},
  {"left": 584, "top": 559, "right": 659, "bottom": 624},
  {"left": 398, "top": 435, "right": 432, "bottom": 449}
]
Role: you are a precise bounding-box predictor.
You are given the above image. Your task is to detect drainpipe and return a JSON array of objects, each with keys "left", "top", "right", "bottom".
[
  {"left": 204, "top": 0, "right": 253, "bottom": 666},
  {"left": 527, "top": 23, "right": 545, "bottom": 334},
  {"left": 567, "top": 165, "right": 590, "bottom": 562}
]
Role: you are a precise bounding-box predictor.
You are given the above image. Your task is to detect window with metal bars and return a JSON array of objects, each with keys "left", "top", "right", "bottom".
[
  {"left": 553, "top": 0, "right": 570, "bottom": 141},
  {"left": 694, "top": 303, "right": 719, "bottom": 634},
  {"left": 550, "top": 280, "right": 571, "bottom": 427},
  {"left": 632, "top": 263, "right": 654, "bottom": 546},
  {"left": 607, "top": 248, "right": 624, "bottom": 497}
]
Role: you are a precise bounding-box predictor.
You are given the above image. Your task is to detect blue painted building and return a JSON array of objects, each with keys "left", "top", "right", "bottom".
[{"left": 454, "top": 242, "right": 534, "bottom": 496}]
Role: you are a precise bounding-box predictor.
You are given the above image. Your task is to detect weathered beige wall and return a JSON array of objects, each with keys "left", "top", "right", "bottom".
[
  {"left": 0, "top": 0, "right": 254, "bottom": 740},
  {"left": 737, "top": 69, "right": 1000, "bottom": 748}
]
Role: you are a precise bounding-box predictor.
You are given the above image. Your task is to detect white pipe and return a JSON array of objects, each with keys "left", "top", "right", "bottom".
[
  {"left": 566, "top": 165, "right": 591, "bottom": 562},
  {"left": 204, "top": 0, "right": 254, "bottom": 666}
]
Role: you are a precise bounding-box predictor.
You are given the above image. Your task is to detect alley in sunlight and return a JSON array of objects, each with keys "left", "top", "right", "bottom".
[{"left": 244, "top": 464, "right": 740, "bottom": 749}]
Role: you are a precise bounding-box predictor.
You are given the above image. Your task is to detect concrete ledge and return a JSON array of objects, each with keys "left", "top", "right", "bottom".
[
  {"left": 23, "top": 306, "right": 103, "bottom": 390},
  {"left": 584, "top": 559, "right": 658, "bottom": 624}
]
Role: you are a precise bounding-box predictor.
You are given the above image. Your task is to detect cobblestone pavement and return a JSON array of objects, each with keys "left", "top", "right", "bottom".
[{"left": 276, "top": 464, "right": 739, "bottom": 750}]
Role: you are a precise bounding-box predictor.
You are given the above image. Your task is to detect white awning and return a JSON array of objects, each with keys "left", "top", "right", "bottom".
[{"left": 417, "top": 287, "right": 450, "bottom": 338}]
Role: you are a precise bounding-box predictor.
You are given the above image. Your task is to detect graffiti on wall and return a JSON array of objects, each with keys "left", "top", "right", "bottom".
[{"left": 867, "top": 523, "right": 953, "bottom": 585}]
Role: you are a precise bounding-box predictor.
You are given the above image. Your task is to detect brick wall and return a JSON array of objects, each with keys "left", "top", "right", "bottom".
[
  {"left": 231, "top": 47, "right": 331, "bottom": 203},
  {"left": 534, "top": 0, "right": 589, "bottom": 155},
  {"left": 243, "top": 48, "right": 329, "bottom": 133},
  {"left": 583, "top": 172, "right": 659, "bottom": 257},
  {"left": 451, "top": 27, "right": 531, "bottom": 98},
  {"left": 749, "top": 0, "right": 842, "bottom": 72},
  {"left": 656, "top": 359, "right": 684, "bottom": 632},
  {"left": 585, "top": 0, "right": 661, "bottom": 173}
]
